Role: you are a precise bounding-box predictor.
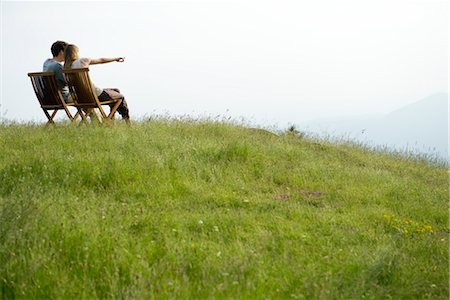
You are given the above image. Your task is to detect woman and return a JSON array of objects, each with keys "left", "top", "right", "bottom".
[{"left": 63, "top": 44, "right": 130, "bottom": 123}]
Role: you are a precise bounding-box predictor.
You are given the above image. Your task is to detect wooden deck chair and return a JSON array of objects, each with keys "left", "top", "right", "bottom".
[
  {"left": 27, "top": 72, "right": 79, "bottom": 125},
  {"left": 63, "top": 68, "right": 122, "bottom": 124}
]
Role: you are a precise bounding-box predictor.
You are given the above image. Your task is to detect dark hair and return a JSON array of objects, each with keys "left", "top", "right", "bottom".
[{"left": 51, "top": 41, "right": 67, "bottom": 57}]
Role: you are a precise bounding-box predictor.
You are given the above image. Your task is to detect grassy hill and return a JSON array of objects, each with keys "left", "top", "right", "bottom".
[{"left": 0, "top": 120, "right": 448, "bottom": 299}]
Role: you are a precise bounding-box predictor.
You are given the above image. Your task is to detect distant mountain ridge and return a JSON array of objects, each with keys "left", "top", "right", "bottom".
[{"left": 303, "top": 93, "right": 448, "bottom": 159}]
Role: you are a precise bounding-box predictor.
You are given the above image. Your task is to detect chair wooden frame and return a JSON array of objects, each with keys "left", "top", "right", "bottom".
[
  {"left": 63, "top": 68, "right": 123, "bottom": 124},
  {"left": 28, "top": 72, "right": 80, "bottom": 125}
]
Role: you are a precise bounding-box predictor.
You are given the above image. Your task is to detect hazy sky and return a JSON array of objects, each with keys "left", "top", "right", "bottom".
[{"left": 1, "top": 0, "right": 448, "bottom": 126}]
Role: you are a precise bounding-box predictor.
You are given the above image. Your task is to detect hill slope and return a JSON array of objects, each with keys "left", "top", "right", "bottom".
[{"left": 0, "top": 121, "right": 448, "bottom": 299}]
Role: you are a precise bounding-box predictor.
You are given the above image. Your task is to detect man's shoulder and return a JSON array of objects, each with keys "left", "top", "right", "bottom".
[{"left": 43, "top": 59, "right": 62, "bottom": 72}]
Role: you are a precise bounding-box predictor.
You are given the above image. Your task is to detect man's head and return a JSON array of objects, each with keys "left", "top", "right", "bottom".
[{"left": 51, "top": 41, "right": 67, "bottom": 62}]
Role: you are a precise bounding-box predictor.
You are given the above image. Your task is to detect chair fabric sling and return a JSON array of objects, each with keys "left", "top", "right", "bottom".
[
  {"left": 63, "top": 68, "right": 123, "bottom": 124},
  {"left": 27, "top": 72, "right": 79, "bottom": 125}
]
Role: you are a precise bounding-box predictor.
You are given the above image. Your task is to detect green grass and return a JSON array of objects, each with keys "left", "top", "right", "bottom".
[{"left": 0, "top": 120, "right": 448, "bottom": 299}]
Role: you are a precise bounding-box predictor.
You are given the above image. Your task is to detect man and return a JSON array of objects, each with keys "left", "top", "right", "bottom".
[{"left": 43, "top": 41, "right": 70, "bottom": 102}]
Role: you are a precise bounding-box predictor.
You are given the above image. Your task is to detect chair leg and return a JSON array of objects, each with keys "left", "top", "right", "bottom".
[
  {"left": 96, "top": 105, "right": 109, "bottom": 124},
  {"left": 62, "top": 105, "right": 77, "bottom": 123},
  {"left": 106, "top": 100, "right": 122, "bottom": 123},
  {"left": 70, "top": 111, "right": 81, "bottom": 126},
  {"left": 77, "top": 108, "right": 89, "bottom": 127},
  {"left": 92, "top": 109, "right": 104, "bottom": 123},
  {"left": 43, "top": 109, "right": 56, "bottom": 126}
]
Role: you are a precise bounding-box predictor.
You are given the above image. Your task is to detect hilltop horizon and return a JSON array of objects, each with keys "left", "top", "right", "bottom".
[{"left": 301, "top": 92, "right": 448, "bottom": 160}]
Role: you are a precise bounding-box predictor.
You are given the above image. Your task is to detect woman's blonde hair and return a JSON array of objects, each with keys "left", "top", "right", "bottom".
[{"left": 63, "top": 44, "right": 79, "bottom": 70}]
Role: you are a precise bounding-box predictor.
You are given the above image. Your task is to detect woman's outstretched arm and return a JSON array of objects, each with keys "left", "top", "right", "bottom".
[{"left": 90, "top": 57, "right": 125, "bottom": 65}]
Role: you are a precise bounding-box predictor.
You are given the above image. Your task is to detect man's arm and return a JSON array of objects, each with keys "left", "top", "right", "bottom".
[{"left": 54, "top": 64, "right": 67, "bottom": 88}]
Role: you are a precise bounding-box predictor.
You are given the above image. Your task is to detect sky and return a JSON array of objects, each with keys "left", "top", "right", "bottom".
[{"left": 0, "top": 0, "right": 448, "bottom": 127}]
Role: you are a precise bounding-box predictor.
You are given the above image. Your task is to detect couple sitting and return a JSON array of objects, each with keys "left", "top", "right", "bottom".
[{"left": 43, "top": 40, "right": 130, "bottom": 122}]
